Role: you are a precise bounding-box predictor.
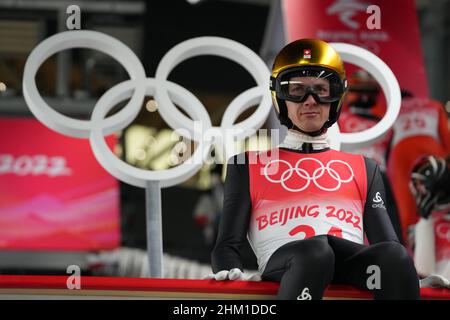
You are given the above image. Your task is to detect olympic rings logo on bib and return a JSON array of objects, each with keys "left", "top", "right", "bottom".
[{"left": 263, "top": 158, "right": 354, "bottom": 192}]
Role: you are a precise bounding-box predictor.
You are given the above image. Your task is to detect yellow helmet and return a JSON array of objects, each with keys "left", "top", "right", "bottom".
[{"left": 270, "top": 39, "right": 347, "bottom": 134}]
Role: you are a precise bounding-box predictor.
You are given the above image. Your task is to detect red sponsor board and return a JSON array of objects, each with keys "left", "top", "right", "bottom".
[
  {"left": 0, "top": 118, "right": 120, "bottom": 251},
  {"left": 282, "top": 0, "right": 428, "bottom": 97}
]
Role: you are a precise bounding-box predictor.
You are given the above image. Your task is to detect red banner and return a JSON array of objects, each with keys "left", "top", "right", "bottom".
[
  {"left": 0, "top": 118, "right": 120, "bottom": 251},
  {"left": 282, "top": 0, "right": 428, "bottom": 97}
]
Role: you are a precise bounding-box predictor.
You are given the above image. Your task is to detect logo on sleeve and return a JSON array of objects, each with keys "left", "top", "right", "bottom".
[{"left": 372, "top": 192, "right": 386, "bottom": 209}]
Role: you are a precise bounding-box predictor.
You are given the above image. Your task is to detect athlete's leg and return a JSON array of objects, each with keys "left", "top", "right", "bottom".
[
  {"left": 328, "top": 236, "right": 420, "bottom": 299},
  {"left": 261, "top": 235, "right": 335, "bottom": 300}
]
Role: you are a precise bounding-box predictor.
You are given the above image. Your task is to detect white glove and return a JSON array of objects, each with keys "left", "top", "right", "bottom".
[
  {"left": 419, "top": 274, "right": 450, "bottom": 288},
  {"left": 204, "top": 268, "right": 261, "bottom": 281}
]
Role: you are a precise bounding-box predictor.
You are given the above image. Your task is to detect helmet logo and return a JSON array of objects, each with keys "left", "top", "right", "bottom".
[{"left": 303, "top": 49, "right": 311, "bottom": 59}]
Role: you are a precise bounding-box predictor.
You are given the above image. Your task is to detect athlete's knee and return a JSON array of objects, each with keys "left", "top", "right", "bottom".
[
  {"left": 369, "top": 241, "right": 420, "bottom": 299},
  {"left": 287, "top": 237, "right": 335, "bottom": 273},
  {"left": 371, "top": 241, "right": 418, "bottom": 283},
  {"left": 374, "top": 241, "right": 412, "bottom": 267}
]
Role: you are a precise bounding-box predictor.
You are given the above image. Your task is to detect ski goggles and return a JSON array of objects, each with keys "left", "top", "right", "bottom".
[{"left": 271, "top": 66, "right": 347, "bottom": 104}]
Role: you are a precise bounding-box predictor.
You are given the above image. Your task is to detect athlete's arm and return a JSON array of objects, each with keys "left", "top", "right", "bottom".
[
  {"left": 211, "top": 152, "right": 252, "bottom": 273},
  {"left": 363, "top": 157, "right": 400, "bottom": 244}
]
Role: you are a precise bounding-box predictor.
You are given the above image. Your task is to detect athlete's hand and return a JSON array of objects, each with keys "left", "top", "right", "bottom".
[
  {"left": 204, "top": 268, "right": 261, "bottom": 281},
  {"left": 419, "top": 274, "right": 450, "bottom": 288}
]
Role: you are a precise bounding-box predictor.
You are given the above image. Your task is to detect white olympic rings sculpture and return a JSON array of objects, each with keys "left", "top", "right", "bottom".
[
  {"left": 264, "top": 158, "right": 354, "bottom": 192},
  {"left": 22, "top": 30, "right": 401, "bottom": 189}
]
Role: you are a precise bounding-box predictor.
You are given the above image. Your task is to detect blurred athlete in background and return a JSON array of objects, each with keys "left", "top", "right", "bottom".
[
  {"left": 388, "top": 96, "right": 450, "bottom": 242},
  {"left": 410, "top": 155, "right": 450, "bottom": 282}
]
